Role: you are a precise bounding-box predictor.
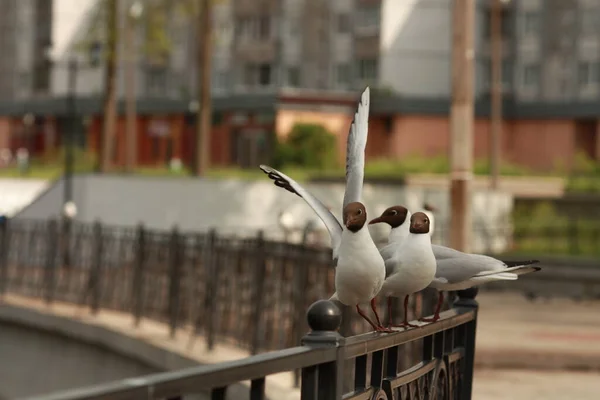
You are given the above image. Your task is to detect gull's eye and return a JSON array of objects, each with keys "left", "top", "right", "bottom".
[
  {"left": 390, "top": 210, "right": 398, "bottom": 216},
  {"left": 424, "top": 218, "right": 429, "bottom": 224},
  {"left": 357, "top": 209, "right": 363, "bottom": 215}
]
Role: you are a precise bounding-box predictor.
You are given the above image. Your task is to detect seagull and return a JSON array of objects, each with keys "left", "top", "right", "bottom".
[
  {"left": 377, "top": 212, "right": 437, "bottom": 329},
  {"left": 259, "top": 87, "right": 391, "bottom": 332},
  {"left": 370, "top": 205, "right": 542, "bottom": 322},
  {"left": 422, "top": 203, "right": 437, "bottom": 237}
]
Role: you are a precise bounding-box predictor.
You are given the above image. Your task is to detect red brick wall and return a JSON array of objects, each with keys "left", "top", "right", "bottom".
[{"left": 367, "top": 115, "right": 584, "bottom": 171}]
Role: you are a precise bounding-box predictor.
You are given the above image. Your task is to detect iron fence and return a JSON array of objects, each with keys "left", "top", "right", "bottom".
[
  {"left": 23, "top": 290, "right": 479, "bottom": 400},
  {"left": 0, "top": 218, "right": 444, "bottom": 355}
]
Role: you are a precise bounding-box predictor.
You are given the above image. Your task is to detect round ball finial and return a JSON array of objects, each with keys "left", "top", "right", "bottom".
[{"left": 306, "top": 300, "right": 342, "bottom": 332}]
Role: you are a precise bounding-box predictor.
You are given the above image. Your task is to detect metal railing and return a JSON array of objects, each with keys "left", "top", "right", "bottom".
[
  {"left": 24, "top": 288, "right": 479, "bottom": 400},
  {"left": 0, "top": 218, "right": 444, "bottom": 355}
]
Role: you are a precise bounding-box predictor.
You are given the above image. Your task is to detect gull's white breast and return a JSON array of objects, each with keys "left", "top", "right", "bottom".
[
  {"left": 335, "top": 228, "right": 385, "bottom": 306},
  {"left": 381, "top": 234, "right": 436, "bottom": 297}
]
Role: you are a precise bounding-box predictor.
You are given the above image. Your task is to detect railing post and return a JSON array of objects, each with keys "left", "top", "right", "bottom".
[
  {"left": 168, "top": 225, "right": 183, "bottom": 338},
  {"left": 454, "top": 287, "right": 479, "bottom": 400},
  {"left": 301, "top": 299, "right": 344, "bottom": 400},
  {"left": 204, "top": 228, "right": 218, "bottom": 350},
  {"left": 250, "top": 230, "right": 267, "bottom": 355},
  {"left": 0, "top": 217, "right": 9, "bottom": 298},
  {"left": 44, "top": 219, "right": 59, "bottom": 305},
  {"left": 132, "top": 223, "right": 146, "bottom": 327},
  {"left": 89, "top": 220, "right": 104, "bottom": 314}
]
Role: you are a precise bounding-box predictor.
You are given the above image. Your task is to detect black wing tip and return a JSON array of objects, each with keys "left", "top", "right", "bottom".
[
  {"left": 531, "top": 266, "right": 542, "bottom": 272},
  {"left": 257, "top": 164, "right": 300, "bottom": 197},
  {"left": 503, "top": 259, "right": 540, "bottom": 267}
]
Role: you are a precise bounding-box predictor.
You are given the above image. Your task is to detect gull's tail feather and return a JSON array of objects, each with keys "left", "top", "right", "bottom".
[{"left": 471, "top": 272, "right": 518, "bottom": 283}]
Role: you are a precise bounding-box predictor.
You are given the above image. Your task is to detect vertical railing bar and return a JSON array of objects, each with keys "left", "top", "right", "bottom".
[
  {"left": 385, "top": 345, "right": 399, "bottom": 378},
  {"left": 250, "top": 377, "right": 266, "bottom": 400},
  {"left": 210, "top": 386, "right": 227, "bottom": 400},
  {"left": 370, "top": 349, "right": 385, "bottom": 390},
  {"left": 300, "top": 365, "right": 318, "bottom": 400},
  {"left": 354, "top": 354, "right": 368, "bottom": 391}
]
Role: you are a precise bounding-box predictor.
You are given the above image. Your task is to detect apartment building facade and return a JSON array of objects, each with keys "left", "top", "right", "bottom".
[{"left": 1, "top": 0, "right": 599, "bottom": 171}]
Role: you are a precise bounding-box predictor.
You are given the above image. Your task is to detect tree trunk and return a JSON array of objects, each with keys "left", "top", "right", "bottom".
[
  {"left": 99, "top": 0, "right": 119, "bottom": 173},
  {"left": 194, "top": 0, "right": 213, "bottom": 176}
]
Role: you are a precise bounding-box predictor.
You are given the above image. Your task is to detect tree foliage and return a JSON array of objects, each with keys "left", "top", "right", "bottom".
[
  {"left": 272, "top": 124, "right": 338, "bottom": 169},
  {"left": 75, "top": 0, "right": 224, "bottom": 66}
]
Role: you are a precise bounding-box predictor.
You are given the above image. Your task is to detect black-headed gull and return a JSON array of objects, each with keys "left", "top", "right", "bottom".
[
  {"left": 377, "top": 212, "right": 437, "bottom": 328},
  {"left": 370, "top": 205, "right": 541, "bottom": 322},
  {"left": 259, "top": 87, "right": 390, "bottom": 332}
]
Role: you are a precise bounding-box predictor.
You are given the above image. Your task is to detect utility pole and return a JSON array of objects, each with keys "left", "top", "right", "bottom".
[
  {"left": 489, "top": 0, "right": 503, "bottom": 190},
  {"left": 449, "top": 0, "right": 475, "bottom": 253},
  {"left": 100, "top": 0, "right": 118, "bottom": 173},
  {"left": 194, "top": 0, "right": 213, "bottom": 176}
]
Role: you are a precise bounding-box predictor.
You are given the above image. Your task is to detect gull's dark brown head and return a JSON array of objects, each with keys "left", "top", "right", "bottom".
[
  {"left": 409, "top": 212, "right": 430, "bottom": 234},
  {"left": 423, "top": 203, "right": 437, "bottom": 212},
  {"left": 369, "top": 205, "right": 409, "bottom": 228},
  {"left": 343, "top": 202, "right": 367, "bottom": 233}
]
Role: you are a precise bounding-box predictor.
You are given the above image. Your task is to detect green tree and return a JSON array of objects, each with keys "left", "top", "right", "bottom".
[{"left": 273, "top": 124, "right": 338, "bottom": 169}]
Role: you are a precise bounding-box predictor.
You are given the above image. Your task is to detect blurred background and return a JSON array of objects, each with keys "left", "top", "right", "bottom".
[{"left": 0, "top": 0, "right": 599, "bottom": 399}]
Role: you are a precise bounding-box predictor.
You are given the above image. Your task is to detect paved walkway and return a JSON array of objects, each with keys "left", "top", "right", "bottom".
[
  {"left": 475, "top": 292, "right": 600, "bottom": 370},
  {"left": 3, "top": 291, "right": 599, "bottom": 398},
  {"left": 473, "top": 369, "right": 600, "bottom": 400}
]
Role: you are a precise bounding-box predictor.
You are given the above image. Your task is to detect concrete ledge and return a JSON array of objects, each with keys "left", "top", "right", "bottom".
[{"left": 0, "top": 295, "right": 300, "bottom": 400}]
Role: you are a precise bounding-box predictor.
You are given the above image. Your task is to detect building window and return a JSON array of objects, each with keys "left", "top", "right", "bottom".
[
  {"left": 244, "top": 64, "right": 272, "bottom": 87},
  {"left": 238, "top": 15, "right": 271, "bottom": 41},
  {"left": 356, "top": 6, "right": 380, "bottom": 30},
  {"left": 358, "top": 59, "right": 378, "bottom": 81},
  {"left": 146, "top": 67, "right": 167, "bottom": 95},
  {"left": 259, "top": 64, "right": 271, "bottom": 85},
  {"left": 578, "top": 62, "right": 599, "bottom": 87},
  {"left": 214, "top": 70, "right": 229, "bottom": 91},
  {"left": 258, "top": 16, "right": 270, "bottom": 39},
  {"left": 522, "top": 64, "right": 540, "bottom": 87},
  {"left": 336, "top": 64, "right": 351, "bottom": 85},
  {"left": 580, "top": 11, "right": 600, "bottom": 35},
  {"left": 287, "top": 67, "right": 300, "bottom": 86},
  {"left": 502, "top": 60, "right": 513, "bottom": 86},
  {"left": 522, "top": 12, "right": 539, "bottom": 35},
  {"left": 337, "top": 13, "right": 350, "bottom": 33}
]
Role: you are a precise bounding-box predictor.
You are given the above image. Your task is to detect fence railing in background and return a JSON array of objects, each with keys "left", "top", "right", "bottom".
[
  {"left": 24, "top": 289, "right": 480, "bottom": 400},
  {"left": 0, "top": 218, "right": 441, "bottom": 355}
]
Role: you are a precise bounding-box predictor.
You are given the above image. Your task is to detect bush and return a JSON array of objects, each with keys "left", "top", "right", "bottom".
[{"left": 272, "top": 123, "right": 337, "bottom": 169}]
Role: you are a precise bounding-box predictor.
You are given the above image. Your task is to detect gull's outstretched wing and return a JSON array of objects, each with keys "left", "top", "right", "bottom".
[
  {"left": 342, "top": 87, "right": 370, "bottom": 209},
  {"left": 259, "top": 165, "right": 343, "bottom": 258}
]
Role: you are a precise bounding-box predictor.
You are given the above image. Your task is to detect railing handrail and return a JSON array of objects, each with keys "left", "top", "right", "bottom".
[
  {"left": 20, "top": 305, "right": 478, "bottom": 400},
  {"left": 343, "top": 307, "right": 475, "bottom": 358}
]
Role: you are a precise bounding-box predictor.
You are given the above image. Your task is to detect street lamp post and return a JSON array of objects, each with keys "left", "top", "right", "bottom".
[
  {"left": 125, "top": 1, "right": 143, "bottom": 173},
  {"left": 64, "top": 58, "right": 78, "bottom": 209},
  {"left": 62, "top": 58, "right": 78, "bottom": 269}
]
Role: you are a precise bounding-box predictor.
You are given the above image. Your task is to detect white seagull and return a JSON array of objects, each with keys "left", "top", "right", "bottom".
[
  {"left": 259, "top": 87, "right": 390, "bottom": 332},
  {"left": 370, "top": 205, "right": 541, "bottom": 322},
  {"left": 377, "top": 212, "right": 437, "bottom": 328}
]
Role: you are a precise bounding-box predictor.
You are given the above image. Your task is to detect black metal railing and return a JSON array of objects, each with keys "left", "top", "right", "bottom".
[
  {"left": 0, "top": 218, "right": 442, "bottom": 355},
  {"left": 24, "top": 288, "right": 479, "bottom": 400}
]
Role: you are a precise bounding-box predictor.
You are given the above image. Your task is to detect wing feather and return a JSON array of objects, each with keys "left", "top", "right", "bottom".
[{"left": 342, "top": 87, "right": 370, "bottom": 209}]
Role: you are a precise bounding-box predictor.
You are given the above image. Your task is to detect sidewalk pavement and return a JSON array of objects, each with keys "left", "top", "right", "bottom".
[{"left": 475, "top": 291, "right": 600, "bottom": 371}]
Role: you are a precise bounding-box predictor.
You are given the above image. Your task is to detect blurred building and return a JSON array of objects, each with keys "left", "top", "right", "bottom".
[
  {"left": 0, "top": 0, "right": 53, "bottom": 100},
  {"left": 0, "top": 0, "right": 598, "bottom": 171}
]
